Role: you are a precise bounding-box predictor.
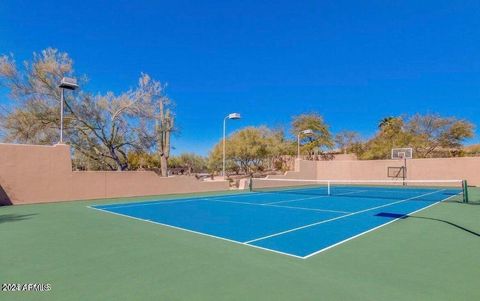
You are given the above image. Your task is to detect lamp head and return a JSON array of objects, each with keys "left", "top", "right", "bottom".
[
  {"left": 227, "top": 113, "right": 241, "bottom": 120},
  {"left": 59, "top": 77, "right": 79, "bottom": 90},
  {"left": 300, "top": 129, "right": 314, "bottom": 135}
]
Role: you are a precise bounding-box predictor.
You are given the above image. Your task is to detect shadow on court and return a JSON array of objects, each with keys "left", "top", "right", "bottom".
[
  {"left": 444, "top": 198, "right": 480, "bottom": 205},
  {"left": 376, "top": 212, "right": 480, "bottom": 238},
  {"left": 0, "top": 213, "right": 37, "bottom": 224},
  {"left": 0, "top": 184, "right": 13, "bottom": 206}
]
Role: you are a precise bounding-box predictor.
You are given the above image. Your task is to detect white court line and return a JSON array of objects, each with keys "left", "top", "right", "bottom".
[
  {"left": 93, "top": 191, "right": 271, "bottom": 210},
  {"left": 262, "top": 189, "right": 369, "bottom": 205},
  {"left": 331, "top": 188, "right": 458, "bottom": 195},
  {"left": 253, "top": 178, "right": 463, "bottom": 183},
  {"left": 261, "top": 194, "right": 330, "bottom": 205},
  {"left": 302, "top": 192, "right": 461, "bottom": 258},
  {"left": 96, "top": 190, "right": 346, "bottom": 213},
  {"left": 100, "top": 198, "right": 205, "bottom": 210},
  {"left": 88, "top": 188, "right": 455, "bottom": 259},
  {"left": 99, "top": 187, "right": 435, "bottom": 210},
  {"left": 261, "top": 203, "right": 350, "bottom": 214},
  {"left": 87, "top": 206, "right": 303, "bottom": 259},
  {"left": 244, "top": 189, "right": 446, "bottom": 244},
  {"left": 96, "top": 183, "right": 439, "bottom": 210},
  {"left": 200, "top": 198, "right": 350, "bottom": 214}
]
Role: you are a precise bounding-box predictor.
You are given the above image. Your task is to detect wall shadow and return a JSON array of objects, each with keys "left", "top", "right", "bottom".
[
  {"left": 0, "top": 184, "right": 12, "bottom": 206},
  {"left": 0, "top": 213, "right": 37, "bottom": 224},
  {"left": 376, "top": 212, "right": 480, "bottom": 238}
]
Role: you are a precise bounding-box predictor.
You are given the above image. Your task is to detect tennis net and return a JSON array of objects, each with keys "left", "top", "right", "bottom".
[{"left": 249, "top": 178, "right": 469, "bottom": 203}]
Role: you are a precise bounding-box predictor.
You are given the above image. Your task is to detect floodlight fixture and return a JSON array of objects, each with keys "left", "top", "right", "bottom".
[
  {"left": 58, "top": 77, "right": 79, "bottom": 143},
  {"left": 227, "top": 113, "right": 241, "bottom": 120},
  {"left": 223, "top": 113, "right": 242, "bottom": 177},
  {"left": 297, "top": 129, "right": 314, "bottom": 158},
  {"left": 59, "top": 77, "right": 79, "bottom": 90}
]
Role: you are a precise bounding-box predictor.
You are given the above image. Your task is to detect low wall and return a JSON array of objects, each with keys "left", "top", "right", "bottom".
[
  {"left": 266, "top": 157, "right": 480, "bottom": 186},
  {"left": 315, "top": 157, "right": 480, "bottom": 185},
  {"left": 267, "top": 159, "right": 317, "bottom": 180},
  {"left": 331, "top": 154, "right": 358, "bottom": 161},
  {"left": 0, "top": 143, "right": 229, "bottom": 205}
]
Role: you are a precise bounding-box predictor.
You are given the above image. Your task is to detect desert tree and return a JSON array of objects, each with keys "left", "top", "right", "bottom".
[
  {"left": 360, "top": 117, "right": 413, "bottom": 159},
  {"left": 0, "top": 48, "right": 174, "bottom": 171},
  {"left": 335, "top": 131, "right": 360, "bottom": 154},
  {"left": 291, "top": 113, "right": 334, "bottom": 159},
  {"left": 360, "top": 114, "right": 474, "bottom": 159},
  {"left": 405, "top": 114, "right": 474, "bottom": 158},
  {"left": 168, "top": 153, "right": 207, "bottom": 174},
  {"left": 208, "top": 126, "right": 290, "bottom": 175}
]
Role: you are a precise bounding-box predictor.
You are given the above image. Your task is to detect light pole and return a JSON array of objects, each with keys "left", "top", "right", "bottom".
[
  {"left": 297, "top": 129, "right": 314, "bottom": 159},
  {"left": 58, "top": 77, "right": 79, "bottom": 144},
  {"left": 223, "top": 113, "right": 241, "bottom": 178}
]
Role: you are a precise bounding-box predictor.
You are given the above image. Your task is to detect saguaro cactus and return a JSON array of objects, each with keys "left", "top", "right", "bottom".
[{"left": 156, "top": 100, "right": 174, "bottom": 177}]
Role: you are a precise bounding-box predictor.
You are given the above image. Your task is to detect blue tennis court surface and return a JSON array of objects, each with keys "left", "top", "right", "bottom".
[{"left": 90, "top": 185, "right": 461, "bottom": 258}]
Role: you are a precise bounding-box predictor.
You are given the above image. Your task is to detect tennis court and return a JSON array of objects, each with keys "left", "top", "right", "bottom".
[{"left": 90, "top": 179, "right": 464, "bottom": 258}]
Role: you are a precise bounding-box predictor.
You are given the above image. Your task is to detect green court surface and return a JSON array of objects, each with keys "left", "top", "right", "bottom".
[{"left": 1, "top": 189, "right": 479, "bottom": 301}]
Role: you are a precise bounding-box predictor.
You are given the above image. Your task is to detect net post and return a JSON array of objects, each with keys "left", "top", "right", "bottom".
[
  {"left": 327, "top": 181, "right": 331, "bottom": 196},
  {"left": 248, "top": 175, "right": 253, "bottom": 192},
  {"left": 462, "top": 180, "right": 469, "bottom": 203}
]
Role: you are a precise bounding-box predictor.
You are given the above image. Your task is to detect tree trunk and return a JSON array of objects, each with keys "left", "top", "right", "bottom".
[
  {"left": 160, "top": 156, "right": 168, "bottom": 176},
  {"left": 156, "top": 100, "right": 174, "bottom": 177}
]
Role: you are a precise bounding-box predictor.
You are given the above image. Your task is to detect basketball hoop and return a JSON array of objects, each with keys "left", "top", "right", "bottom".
[
  {"left": 391, "top": 148, "right": 413, "bottom": 160},
  {"left": 391, "top": 148, "right": 413, "bottom": 185}
]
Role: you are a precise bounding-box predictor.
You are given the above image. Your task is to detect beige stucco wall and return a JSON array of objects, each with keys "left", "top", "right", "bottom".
[
  {"left": 315, "top": 157, "right": 480, "bottom": 185},
  {"left": 266, "top": 157, "right": 480, "bottom": 186},
  {"left": 331, "top": 153, "right": 358, "bottom": 161},
  {"left": 0, "top": 143, "right": 229, "bottom": 205},
  {"left": 267, "top": 159, "right": 317, "bottom": 180},
  {"left": 2, "top": 143, "right": 478, "bottom": 205},
  {"left": 315, "top": 159, "right": 402, "bottom": 181}
]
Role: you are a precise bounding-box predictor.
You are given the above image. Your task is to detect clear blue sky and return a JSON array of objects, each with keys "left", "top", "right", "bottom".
[{"left": 1, "top": 0, "right": 479, "bottom": 155}]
